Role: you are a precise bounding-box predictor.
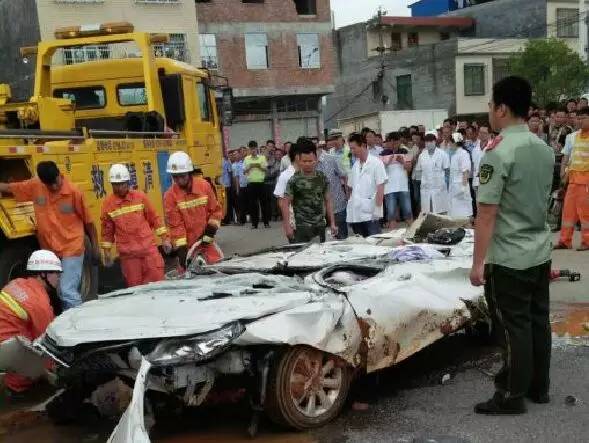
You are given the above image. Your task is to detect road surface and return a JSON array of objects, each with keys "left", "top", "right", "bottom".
[{"left": 1, "top": 225, "right": 588, "bottom": 443}]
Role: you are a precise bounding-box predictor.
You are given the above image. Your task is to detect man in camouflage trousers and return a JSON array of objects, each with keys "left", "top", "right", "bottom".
[{"left": 281, "top": 138, "right": 338, "bottom": 243}]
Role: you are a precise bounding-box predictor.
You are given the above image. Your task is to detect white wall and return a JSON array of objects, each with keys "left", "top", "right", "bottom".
[
  {"left": 547, "top": 0, "right": 581, "bottom": 54},
  {"left": 455, "top": 55, "right": 493, "bottom": 115},
  {"left": 455, "top": 39, "right": 526, "bottom": 115},
  {"left": 36, "top": 0, "right": 200, "bottom": 66}
]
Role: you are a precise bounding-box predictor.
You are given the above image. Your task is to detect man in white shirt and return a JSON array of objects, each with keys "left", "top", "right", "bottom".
[
  {"left": 346, "top": 133, "right": 387, "bottom": 237},
  {"left": 381, "top": 132, "right": 413, "bottom": 229},
  {"left": 439, "top": 126, "right": 453, "bottom": 151},
  {"left": 366, "top": 130, "right": 383, "bottom": 157},
  {"left": 274, "top": 144, "right": 298, "bottom": 242},
  {"left": 415, "top": 132, "right": 450, "bottom": 214}
]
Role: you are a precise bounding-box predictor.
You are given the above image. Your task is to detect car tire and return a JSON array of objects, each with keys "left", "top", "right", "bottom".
[
  {"left": 0, "top": 239, "right": 36, "bottom": 288},
  {"left": 265, "top": 346, "right": 352, "bottom": 430}
]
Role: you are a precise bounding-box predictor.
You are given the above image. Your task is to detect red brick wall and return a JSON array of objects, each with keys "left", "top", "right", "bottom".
[
  {"left": 197, "top": 0, "right": 331, "bottom": 24},
  {"left": 215, "top": 31, "right": 334, "bottom": 90}
]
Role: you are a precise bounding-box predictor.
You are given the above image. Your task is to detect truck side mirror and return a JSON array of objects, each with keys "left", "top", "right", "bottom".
[{"left": 160, "top": 74, "right": 185, "bottom": 128}]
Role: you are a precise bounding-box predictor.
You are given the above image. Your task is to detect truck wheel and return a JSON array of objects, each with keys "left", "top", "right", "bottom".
[
  {"left": 0, "top": 240, "right": 35, "bottom": 288},
  {"left": 81, "top": 236, "right": 98, "bottom": 302},
  {"left": 265, "top": 346, "right": 351, "bottom": 430}
]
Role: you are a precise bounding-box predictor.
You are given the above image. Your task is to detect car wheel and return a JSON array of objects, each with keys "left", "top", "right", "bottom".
[{"left": 265, "top": 346, "right": 351, "bottom": 430}]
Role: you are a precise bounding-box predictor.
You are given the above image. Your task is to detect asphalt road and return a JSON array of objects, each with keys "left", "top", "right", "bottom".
[{"left": 1, "top": 225, "right": 588, "bottom": 443}]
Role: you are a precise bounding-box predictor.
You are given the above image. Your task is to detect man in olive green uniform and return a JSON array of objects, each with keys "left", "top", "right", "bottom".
[
  {"left": 282, "top": 139, "right": 338, "bottom": 243},
  {"left": 470, "top": 76, "right": 554, "bottom": 415}
]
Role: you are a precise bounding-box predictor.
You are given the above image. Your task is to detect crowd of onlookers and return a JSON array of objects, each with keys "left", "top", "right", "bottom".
[{"left": 221, "top": 96, "right": 588, "bottom": 243}]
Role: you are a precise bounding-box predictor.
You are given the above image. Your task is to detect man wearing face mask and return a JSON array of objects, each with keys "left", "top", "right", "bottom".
[
  {"left": 101, "top": 164, "right": 172, "bottom": 287},
  {"left": 0, "top": 250, "right": 62, "bottom": 394},
  {"left": 164, "top": 151, "right": 223, "bottom": 269},
  {"left": 415, "top": 132, "right": 450, "bottom": 214}
]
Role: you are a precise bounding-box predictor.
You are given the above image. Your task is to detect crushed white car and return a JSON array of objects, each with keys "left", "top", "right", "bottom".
[{"left": 3, "top": 216, "right": 486, "bottom": 440}]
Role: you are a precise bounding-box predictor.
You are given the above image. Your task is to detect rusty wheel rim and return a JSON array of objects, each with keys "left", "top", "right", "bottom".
[{"left": 289, "top": 349, "right": 343, "bottom": 418}]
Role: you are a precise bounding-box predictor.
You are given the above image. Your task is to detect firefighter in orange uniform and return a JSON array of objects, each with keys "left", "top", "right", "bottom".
[
  {"left": 163, "top": 152, "right": 224, "bottom": 268},
  {"left": 0, "top": 250, "right": 61, "bottom": 394},
  {"left": 555, "top": 107, "right": 589, "bottom": 251},
  {"left": 101, "top": 164, "right": 172, "bottom": 287}
]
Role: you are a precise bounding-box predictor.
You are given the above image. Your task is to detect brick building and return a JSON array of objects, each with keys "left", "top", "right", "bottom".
[
  {"left": 0, "top": 0, "right": 200, "bottom": 100},
  {"left": 196, "top": 0, "right": 335, "bottom": 147}
]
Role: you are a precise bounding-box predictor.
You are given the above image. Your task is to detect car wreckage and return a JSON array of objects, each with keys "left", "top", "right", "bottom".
[{"left": 1, "top": 215, "right": 488, "bottom": 442}]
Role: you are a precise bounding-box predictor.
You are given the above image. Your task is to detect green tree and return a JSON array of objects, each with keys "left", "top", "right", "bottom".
[{"left": 508, "top": 38, "right": 589, "bottom": 106}]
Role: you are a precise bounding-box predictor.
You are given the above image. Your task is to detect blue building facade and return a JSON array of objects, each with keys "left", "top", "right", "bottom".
[{"left": 409, "top": 0, "right": 456, "bottom": 17}]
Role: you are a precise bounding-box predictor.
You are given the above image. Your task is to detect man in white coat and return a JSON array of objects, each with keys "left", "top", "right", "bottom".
[
  {"left": 415, "top": 132, "right": 450, "bottom": 214},
  {"left": 346, "top": 132, "right": 387, "bottom": 237},
  {"left": 448, "top": 132, "right": 473, "bottom": 218}
]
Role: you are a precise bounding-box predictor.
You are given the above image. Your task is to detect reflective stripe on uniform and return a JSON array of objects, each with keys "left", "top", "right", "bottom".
[
  {"left": 0, "top": 291, "right": 29, "bottom": 321},
  {"left": 108, "top": 204, "right": 145, "bottom": 219},
  {"left": 175, "top": 237, "right": 188, "bottom": 247},
  {"left": 177, "top": 197, "right": 208, "bottom": 210},
  {"left": 155, "top": 226, "right": 168, "bottom": 236},
  {"left": 101, "top": 242, "right": 113, "bottom": 249},
  {"left": 208, "top": 219, "right": 221, "bottom": 228}
]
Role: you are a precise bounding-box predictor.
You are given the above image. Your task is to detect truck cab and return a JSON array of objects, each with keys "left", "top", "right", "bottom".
[{"left": 0, "top": 23, "right": 225, "bottom": 298}]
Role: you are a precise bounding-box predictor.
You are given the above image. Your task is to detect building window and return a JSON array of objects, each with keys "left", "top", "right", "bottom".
[
  {"left": 464, "top": 64, "right": 485, "bottom": 96},
  {"left": 200, "top": 34, "right": 218, "bottom": 70},
  {"left": 62, "top": 45, "right": 110, "bottom": 65},
  {"left": 245, "top": 33, "right": 269, "bottom": 69},
  {"left": 440, "top": 32, "right": 450, "bottom": 40},
  {"left": 53, "top": 86, "right": 106, "bottom": 109},
  {"left": 154, "top": 33, "right": 187, "bottom": 62},
  {"left": 294, "top": 0, "right": 317, "bottom": 15},
  {"left": 407, "top": 32, "right": 419, "bottom": 47},
  {"left": 196, "top": 82, "right": 212, "bottom": 121},
  {"left": 396, "top": 75, "right": 413, "bottom": 110},
  {"left": 391, "top": 33, "right": 402, "bottom": 51},
  {"left": 117, "top": 83, "right": 147, "bottom": 106},
  {"left": 492, "top": 58, "right": 510, "bottom": 85},
  {"left": 557, "top": 8, "right": 579, "bottom": 38},
  {"left": 297, "top": 33, "right": 320, "bottom": 69}
]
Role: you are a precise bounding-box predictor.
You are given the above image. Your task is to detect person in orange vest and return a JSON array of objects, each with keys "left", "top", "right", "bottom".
[
  {"left": 101, "top": 164, "right": 172, "bottom": 287},
  {"left": 163, "top": 151, "right": 224, "bottom": 269},
  {"left": 0, "top": 161, "right": 99, "bottom": 310},
  {"left": 554, "top": 107, "right": 589, "bottom": 251},
  {"left": 0, "top": 250, "right": 61, "bottom": 394}
]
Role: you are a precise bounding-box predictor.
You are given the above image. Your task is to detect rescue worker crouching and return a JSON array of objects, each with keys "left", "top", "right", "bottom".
[
  {"left": 164, "top": 151, "right": 224, "bottom": 270},
  {"left": 101, "top": 164, "right": 172, "bottom": 287},
  {"left": 0, "top": 250, "right": 62, "bottom": 394}
]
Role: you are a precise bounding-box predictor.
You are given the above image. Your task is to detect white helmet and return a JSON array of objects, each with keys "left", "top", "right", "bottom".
[
  {"left": 27, "top": 250, "right": 62, "bottom": 273},
  {"left": 167, "top": 151, "right": 194, "bottom": 174},
  {"left": 109, "top": 164, "right": 130, "bottom": 184}
]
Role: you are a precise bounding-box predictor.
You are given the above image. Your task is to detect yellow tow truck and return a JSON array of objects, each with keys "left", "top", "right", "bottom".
[{"left": 0, "top": 23, "right": 225, "bottom": 299}]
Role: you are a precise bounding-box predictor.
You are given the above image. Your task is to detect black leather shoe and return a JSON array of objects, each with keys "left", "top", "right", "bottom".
[
  {"left": 475, "top": 393, "right": 527, "bottom": 415},
  {"left": 526, "top": 392, "right": 550, "bottom": 404}
]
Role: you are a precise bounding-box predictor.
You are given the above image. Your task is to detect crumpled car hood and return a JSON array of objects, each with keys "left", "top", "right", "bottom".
[{"left": 46, "top": 274, "right": 315, "bottom": 347}]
